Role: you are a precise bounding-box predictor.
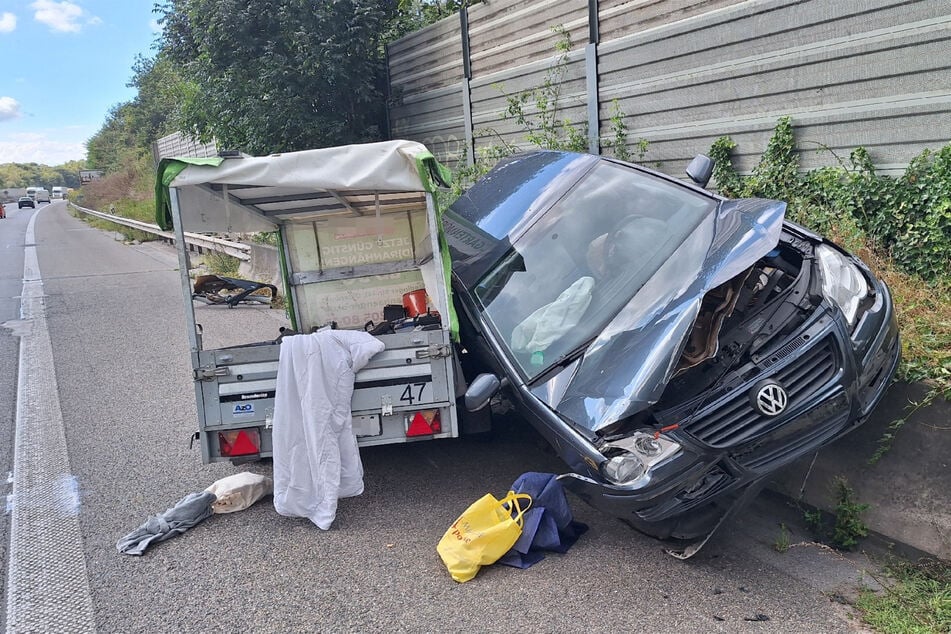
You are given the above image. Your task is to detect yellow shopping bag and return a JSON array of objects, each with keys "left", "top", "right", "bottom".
[{"left": 437, "top": 491, "right": 532, "bottom": 583}]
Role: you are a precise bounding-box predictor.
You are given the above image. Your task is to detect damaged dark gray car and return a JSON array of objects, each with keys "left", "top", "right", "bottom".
[{"left": 447, "top": 151, "right": 900, "bottom": 557}]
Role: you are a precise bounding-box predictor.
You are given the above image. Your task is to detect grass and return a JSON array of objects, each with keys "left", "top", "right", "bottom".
[
  {"left": 773, "top": 522, "right": 791, "bottom": 553},
  {"left": 68, "top": 204, "right": 156, "bottom": 243},
  {"left": 202, "top": 250, "right": 241, "bottom": 277},
  {"left": 830, "top": 476, "right": 869, "bottom": 550},
  {"left": 104, "top": 198, "right": 156, "bottom": 224},
  {"left": 829, "top": 223, "right": 951, "bottom": 463},
  {"left": 856, "top": 558, "right": 951, "bottom": 633}
]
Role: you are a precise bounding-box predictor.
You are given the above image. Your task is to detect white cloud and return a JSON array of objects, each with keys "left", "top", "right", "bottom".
[
  {"left": 0, "top": 12, "right": 16, "bottom": 33},
  {"left": 149, "top": 18, "right": 162, "bottom": 33},
  {"left": 31, "top": 0, "right": 97, "bottom": 33},
  {"left": 0, "top": 97, "right": 21, "bottom": 121},
  {"left": 0, "top": 131, "right": 87, "bottom": 164}
]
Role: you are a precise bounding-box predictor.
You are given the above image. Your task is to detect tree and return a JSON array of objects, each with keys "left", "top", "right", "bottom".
[
  {"left": 0, "top": 161, "right": 85, "bottom": 189},
  {"left": 126, "top": 53, "right": 188, "bottom": 148},
  {"left": 387, "top": 0, "right": 470, "bottom": 39},
  {"left": 85, "top": 102, "right": 140, "bottom": 173},
  {"left": 156, "top": 0, "right": 403, "bottom": 154}
]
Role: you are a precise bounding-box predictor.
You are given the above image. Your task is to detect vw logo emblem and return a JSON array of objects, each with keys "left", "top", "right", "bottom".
[{"left": 752, "top": 382, "right": 788, "bottom": 417}]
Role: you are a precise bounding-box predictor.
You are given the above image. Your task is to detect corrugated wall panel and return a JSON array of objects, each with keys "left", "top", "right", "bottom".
[
  {"left": 467, "top": 0, "right": 588, "bottom": 77},
  {"left": 388, "top": 15, "right": 463, "bottom": 96},
  {"left": 469, "top": 51, "right": 589, "bottom": 154},
  {"left": 387, "top": 0, "right": 951, "bottom": 175},
  {"left": 390, "top": 86, "right": 467, "bottom": 167},
  {"left": 598, "top": 0, "right": 951, "bottom": 172},
  {"left": 597, "top": 1, "right": 948, "bottom": 78},
  {"left": 627, "top": 99, "right": 951, "bottom": 176},
  {"left": 598, "top": 0, "right": 742, "bottom": 43},
  {"left": 387, "top": 13, "right": 466, "bottom": 167}
]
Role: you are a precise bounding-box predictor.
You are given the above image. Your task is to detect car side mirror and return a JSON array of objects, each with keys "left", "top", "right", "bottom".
[
  {"left": 686, "top": 154, "right": 714, "bottom": 188},
  {"left": 464, "top": 373, "right": 501, "bottom": 412}
]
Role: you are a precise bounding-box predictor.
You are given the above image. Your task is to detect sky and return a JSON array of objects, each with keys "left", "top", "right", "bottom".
[{"left": 0, "top": 1, "right": 160, "bottom": 165}]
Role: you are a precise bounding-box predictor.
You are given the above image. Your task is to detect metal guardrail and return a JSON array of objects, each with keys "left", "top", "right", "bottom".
[{"left": 69, "top": 201, "right": 251, "bottom": 261}]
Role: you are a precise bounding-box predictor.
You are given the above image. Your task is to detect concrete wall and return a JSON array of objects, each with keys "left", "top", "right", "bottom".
[
  {"left": 768, "top": 381, "right": 951, "bottom": 560},
  {"left": 387, "top": 0, "right": 951, "bottom": 177},
  {"left": 238, "top": 242, "right": 283, "bottom": 291}
]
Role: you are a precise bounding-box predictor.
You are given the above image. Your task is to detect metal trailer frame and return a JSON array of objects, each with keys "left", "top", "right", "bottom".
[{"left": 164, "top": 148, "right": 460, "bottom": 464}]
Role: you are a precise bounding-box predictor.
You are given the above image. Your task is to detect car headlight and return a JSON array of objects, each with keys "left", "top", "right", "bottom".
[
  {"left": 816, "top": 244, "right": 868, "bottom": 327},
  {"left": 600, "top": 431, "right": 681, "bottom": 487},
  {"left": 602, "top": 454, "right": 647, "bottom": 483}
]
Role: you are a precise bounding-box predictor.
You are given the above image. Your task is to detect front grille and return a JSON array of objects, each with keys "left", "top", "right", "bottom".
[
  {"left": 682, "top": 337, "right": 839, "bottom": 448},
  {"left": 732, "top": 394, "right": 850, "bottom": 471}
]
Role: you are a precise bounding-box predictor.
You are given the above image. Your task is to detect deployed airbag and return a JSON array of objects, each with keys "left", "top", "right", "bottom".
[{"left": 511, "top": 277, "right": 594, "bottom": 355}]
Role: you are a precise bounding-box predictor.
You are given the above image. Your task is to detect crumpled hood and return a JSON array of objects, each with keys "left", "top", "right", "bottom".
[{"left": 530, "top": 198, "right": 786, "bottom": 433}]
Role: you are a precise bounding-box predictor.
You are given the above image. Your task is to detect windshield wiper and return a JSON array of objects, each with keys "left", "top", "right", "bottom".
[{"left": 530, "top": 336, "right": 598, "bottom": 382}]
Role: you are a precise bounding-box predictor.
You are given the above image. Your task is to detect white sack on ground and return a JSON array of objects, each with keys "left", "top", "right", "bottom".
[
  {"left": 205, "top": 472, "right": 273, "bottom": 514},
  {"left": 272, "top": 330, "right": 385, "bottom": 529}
]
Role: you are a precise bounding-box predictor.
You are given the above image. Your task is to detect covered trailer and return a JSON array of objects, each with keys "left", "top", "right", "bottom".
[{"left": 156, "top": 141, "right": 467, "bottom": 463}]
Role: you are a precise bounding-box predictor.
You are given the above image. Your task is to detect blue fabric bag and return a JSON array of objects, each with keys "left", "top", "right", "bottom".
[{"left": 498, "top": 472, "right": 588, "bottom": 569}]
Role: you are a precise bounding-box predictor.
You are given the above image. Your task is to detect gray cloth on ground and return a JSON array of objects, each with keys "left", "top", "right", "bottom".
[{"left": 116, "top": 491, "right": 216, "bottom": 556}]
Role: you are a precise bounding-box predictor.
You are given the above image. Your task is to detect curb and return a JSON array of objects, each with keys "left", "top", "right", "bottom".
[
  {"left": 756, "top": 489, "right": 941, "bottom": 565},
  {"left": 766, "top": 381, "right": 951, "bottom": 561}
]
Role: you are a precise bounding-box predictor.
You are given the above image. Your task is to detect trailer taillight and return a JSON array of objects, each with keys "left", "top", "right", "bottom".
[
  {"left": 406, "top": 410, "right": 441, "bottom": 437},
  {"left": 219, "top": 429, "right": 260, "bottom": 457}
]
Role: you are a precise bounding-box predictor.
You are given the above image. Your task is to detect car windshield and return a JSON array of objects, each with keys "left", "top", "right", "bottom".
[{"left": 473, "top": 162, "right": 716, "bottom": 379}]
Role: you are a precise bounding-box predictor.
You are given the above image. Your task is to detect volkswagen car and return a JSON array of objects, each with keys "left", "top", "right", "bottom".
[{"left": 448, "top": 151, "right": 899, "bottom": 556}]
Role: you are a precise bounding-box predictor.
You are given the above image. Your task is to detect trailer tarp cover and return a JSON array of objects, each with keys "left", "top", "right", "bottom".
[
  {"left": 155, "top": 140, "right": 450, "bottom": 233},
  {"left": 154, "top": 140, "right": 457, "bottom": 337}
]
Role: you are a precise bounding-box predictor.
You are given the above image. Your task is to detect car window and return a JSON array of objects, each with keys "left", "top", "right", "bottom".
[{"left": 473, "top": 162, "right": 716, "bottom": 379}]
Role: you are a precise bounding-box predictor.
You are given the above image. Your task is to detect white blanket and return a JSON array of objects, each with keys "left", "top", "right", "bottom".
[{"left": 272, "top": 330, "right": 385, "bottom": 529}]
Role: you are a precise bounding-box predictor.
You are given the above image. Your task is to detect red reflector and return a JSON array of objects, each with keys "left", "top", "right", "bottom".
[
  {"left": 406, "top": 410, "right": 441, "bottom": 437},
  {"left": 219, "top": 429, "right": 260, "bottom": 456},
  {"left": 406, "top": 413, "right": 432, "bottom": 437}
]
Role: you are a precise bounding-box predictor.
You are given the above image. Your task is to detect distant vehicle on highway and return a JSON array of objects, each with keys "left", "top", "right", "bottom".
[
  {"left": 19, "top": 196, "right": 35, "bottom": 209},
  {"left": 26, "top": 186, "right": 38, "bottom": 200},
  {"left": 52, "top": 186, "right": 65, "bottom": 199},
  {"left": 35, "top": 189, "right": 51, "bottom": 204},
  {"left": 0, "top": 202, "right": 6, "bottom": 219}
]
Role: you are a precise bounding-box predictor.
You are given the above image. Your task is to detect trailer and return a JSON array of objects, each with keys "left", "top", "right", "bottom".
[{"left": 156, "top": 141, "right": 471, "bottom": 463}]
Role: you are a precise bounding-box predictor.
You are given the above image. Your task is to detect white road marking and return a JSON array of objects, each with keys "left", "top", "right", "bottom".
[{"left": 5, "top": 209, "right": 96, "bottom": 633}]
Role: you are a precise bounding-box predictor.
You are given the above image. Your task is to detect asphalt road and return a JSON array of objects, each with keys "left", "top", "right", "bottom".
[{"left": 1, "top": 201, "right": 883, "bottom": 633}]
